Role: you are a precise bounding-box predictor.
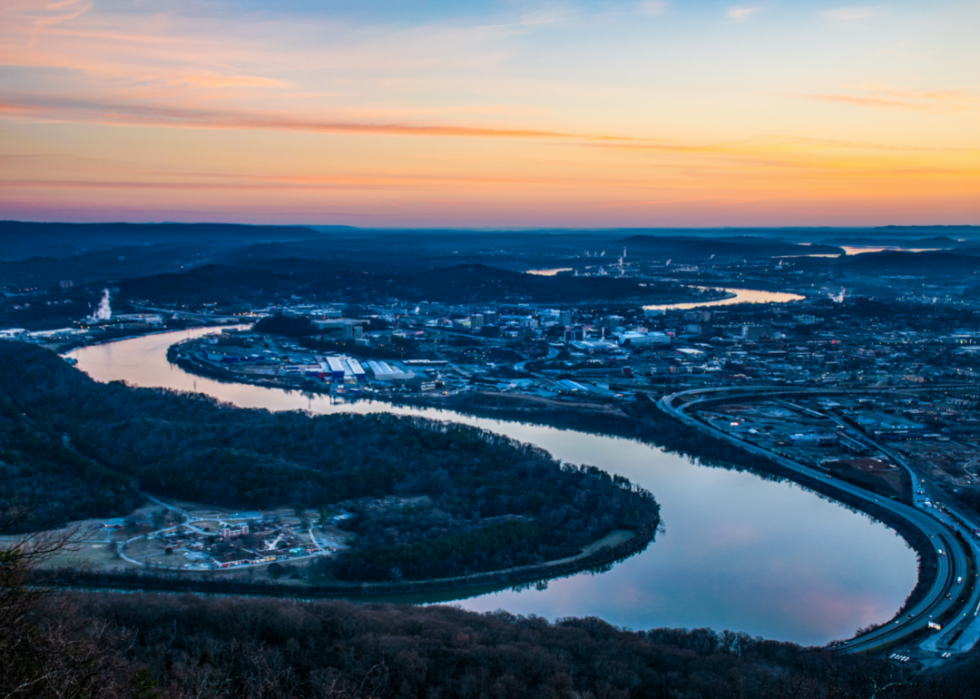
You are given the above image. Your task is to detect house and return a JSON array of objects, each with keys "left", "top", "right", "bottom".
[
  {"left": 216, "top": 553, "right": 252, "bottom": 569},
  {"left": 221, "top": 524, "right": 249, "bottom": 538}
]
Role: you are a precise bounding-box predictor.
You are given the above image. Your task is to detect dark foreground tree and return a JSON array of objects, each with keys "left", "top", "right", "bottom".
[
  {"left": 0, "top": 511, "right": 152, "bottom": 699},
  {"left": 4, "top": 504, "right": 980, "bottom": 699}
]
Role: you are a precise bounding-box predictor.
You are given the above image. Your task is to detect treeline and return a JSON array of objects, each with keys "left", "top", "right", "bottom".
[
  {"left": 3, "top": 521, "right": 975, "bottom": 699},
  {"left": 251, "top": 313, "right": 318, "bottom": 336},
  {"left": 0, "top": 341, "right": 658, "bottom": 581},
  {"left": 45, "top": 591, "right": 980, "bottom": 698},
  {"left": 298, "top": 335, "right": 418, "bottom": 360},
  {"left": 119, "top": 261, "right": 716, "bottom": 307},
  {"left": 0, "top": 390, "right": 141, "bottom": 531},
  {"left": 0, "top": 288, "right": 138, "bottom": 331},
  {"left": 404, "top": 390, "right": 793, "bottom": 479},
  {"left": 330, "top": 519, "right": 544, "bottom": 581},
  {"left": 38, "top": 525, "right": 645, "bottom": 597}
]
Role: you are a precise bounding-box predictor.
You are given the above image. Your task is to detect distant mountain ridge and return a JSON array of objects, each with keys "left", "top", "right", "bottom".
[
  {"left": 819, "top": 236, "right": 962, "bottom": 248},
  {"left": 615, "top": 235, "right": 843, "bottom": 257},
  {"left": 839, "top": 250, "right": 980, "bottom": 273},
  {"left": 0, "top": 221, "right": 325, "bottom": 260}
]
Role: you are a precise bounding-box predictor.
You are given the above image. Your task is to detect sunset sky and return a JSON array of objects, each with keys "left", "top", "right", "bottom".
[{"left": 1, "top": 0, "right": 977, "bottom": 227}]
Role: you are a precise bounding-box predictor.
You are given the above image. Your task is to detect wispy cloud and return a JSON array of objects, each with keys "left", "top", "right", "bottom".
[
  {"left": 0, "top": 0, "right": 976, "bottom": 227},
  {"left": 0, "top": 93, "right": 640, "bottom": 142},
  {"left": 172, "top": 74, "right": 287, "bottom": 90},
  {"left": 590, "top": 134, "right": 978, "bottom": 160},
  {"left": 821, "top": 6, "right": 882, "bottom": 23},
  {"left": 637, "top": 1, "right": 669, "bottom": 16},
  {"left": 28, "top": 0, "right": 92, "bottom": 44},
  {"left": 727, "top": 6, "right": 762, "bottom": 21},
  {"left": 786, "top": 84, "right": 978, "bottom": 112},
  {"left": 476, "top": 7, "right": 569, "bottom": 30}
]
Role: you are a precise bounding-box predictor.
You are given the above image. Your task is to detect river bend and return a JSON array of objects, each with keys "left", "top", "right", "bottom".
[{"left": 71, "top": 325, "right": 913, "bottom": 645}]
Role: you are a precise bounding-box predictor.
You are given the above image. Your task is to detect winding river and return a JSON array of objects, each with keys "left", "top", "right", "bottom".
[
  {"left": 644, "top": 287, "right": 805, "bottom": 311},
  {"left": 70, "top": 293, "right": 913, "bottom": 646}
]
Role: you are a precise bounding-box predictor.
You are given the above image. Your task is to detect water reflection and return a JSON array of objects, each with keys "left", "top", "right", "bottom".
[
  {"left": 70, "top": 328, "right": 915, "bottom": 645},
  {"left": 644, "top": 287, "right": 805, "bottom": 311},
  {"left": 842, "top": 246, "right": 939, "bottom": 256},
  {"left": 525, "top": 268, "right": 573, "bottom": 276}
]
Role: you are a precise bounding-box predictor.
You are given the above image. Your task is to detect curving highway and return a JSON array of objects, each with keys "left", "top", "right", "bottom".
[{"left": 658, "top": 385, "right": 975, "bottom": 659}]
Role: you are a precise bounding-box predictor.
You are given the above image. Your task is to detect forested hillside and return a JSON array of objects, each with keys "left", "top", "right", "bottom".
[
  {"left": 0, "top": 342, "right": 658, "bottom": 581},
  {"left": 119, "top": 262, "right": 717, "bottom": 306},
  {"left": 0, "top": 390, "right": 140, "bottom": 531},
  {"left": 21, "top": 590, "right": 973, "bottom": 699}
]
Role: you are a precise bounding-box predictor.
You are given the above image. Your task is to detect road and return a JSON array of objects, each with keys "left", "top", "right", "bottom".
[
  {"left": 659, "top": 385, "right": 975, "bottom": 660},
  {"left": 514, "top": 345, "right": 559, "bottom": 372}
]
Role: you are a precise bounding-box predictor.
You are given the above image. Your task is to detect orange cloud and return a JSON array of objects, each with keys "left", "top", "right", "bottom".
[
  {"left": 785, "top": 85, "right": 978, "bottom": 112},
  {"left": 170, "top": 74, "right": 288, "bottom": 90},
  {"left": 0, "top": 95, "right": 640, "bottom": 141},
  {"left": 800, "top": 94, "right": 968, "bottom": 112},
  {"left": 0, "top": 0, "right": 977, "bottom": 227}
]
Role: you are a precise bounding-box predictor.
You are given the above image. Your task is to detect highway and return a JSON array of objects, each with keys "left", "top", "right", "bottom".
[
  {"left": 870, "top": 444, "right": 980, "bottom": 656},
  {"left": 658, "top": 385, "right": 975, "bottom": 659},
  {"left": 513, "top": 344, "right": 559, "bottom": 372}
]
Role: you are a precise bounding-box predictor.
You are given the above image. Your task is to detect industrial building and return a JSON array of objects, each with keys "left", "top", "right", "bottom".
[
  {"left": 322, "top": 356, "right": 367, "bottom": 383},
  {"left": 367, "top": 360, "right": 415, "bottom": 381},
  {"left": 616, "top": 331, "right": 670, "bottom": 347}
]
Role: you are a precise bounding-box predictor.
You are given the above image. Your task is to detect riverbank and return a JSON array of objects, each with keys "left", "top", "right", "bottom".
[
  {"left": 164, "top": 348, "right": 935, "bottom": 624},
  {"left": 387, "top": 389, "right": 937, "bottom": 622},
  {"left": 44, "top": 527, "right": 652, "bottom": 599},
  {"left": 66, "top": 327, "right": 919, "bottom": 644},
  {"left": 2, "top": 340, "right": 662, "bottom": 602},
  {"left": 56, "top": 321, "right": 245, "bottom": 354}
]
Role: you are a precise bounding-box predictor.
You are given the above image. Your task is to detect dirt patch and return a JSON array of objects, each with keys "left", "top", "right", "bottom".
[
  {"left": 901, "top": 441, "right": 980, "bottom": 484},
  {"left": 468, "top": 390, "right": 629, "bottom": 415},
  {"left": 822, "top": 459, "right": 905, "bottom": 499}
]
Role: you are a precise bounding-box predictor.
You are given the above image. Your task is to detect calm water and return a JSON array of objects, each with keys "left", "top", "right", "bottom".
[
  {"left": 70, "top": 322, "right": 914, "bottom": 645},
  {"left": 841, "top": 246, "right": 939, "bottom": 256},
  {"left": 525, "top": 268, "right": 573, "bottom": 276},
  {"left": 644, "top": 287, "right": 805, "bottom": 311}
]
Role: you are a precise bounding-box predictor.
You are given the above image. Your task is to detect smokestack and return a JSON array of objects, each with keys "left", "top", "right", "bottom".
[{"left": 90, "top": 289, "right": 112, "bottom": 322}]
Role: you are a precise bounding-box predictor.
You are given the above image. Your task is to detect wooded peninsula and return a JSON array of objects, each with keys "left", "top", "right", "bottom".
[{"left": 0, "top": 341, "right": 659, "bottom": 587}]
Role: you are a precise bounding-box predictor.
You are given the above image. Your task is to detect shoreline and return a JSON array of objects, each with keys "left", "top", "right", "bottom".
[
  {"left": 53, "top": 316, "right": 927, "bottom": 646},
  {"left": 57, "top": 322, "right": 247, "bottom": 355},
  {"left": 162, "top": 346, "right": 935, "bottom": 625},
  {"left": 391, "top": 389, "right": 938, "bottom": 623},
  {"left": 46, "top": 527, "right": 654, "bottom": 599}
]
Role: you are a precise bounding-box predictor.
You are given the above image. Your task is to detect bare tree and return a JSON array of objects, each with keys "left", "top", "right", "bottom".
[{"left": 0, "top": 509, "right": 144, "bottom": 699}]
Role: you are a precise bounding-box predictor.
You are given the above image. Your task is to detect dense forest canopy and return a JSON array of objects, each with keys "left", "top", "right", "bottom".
[
  {"left": 118, "top": 262, "right": 717, "bottom": 307},
  {"left": 71, "top": 592, "right": 962, "bottom": 699},
  {"left": 0, "top": 342, "right": 658, "bottom": 581},
  {"left": 251, "top": 313, "right": 319, "bottom": 336},
  {"left": 7, "top": 529, "right": 968, "bottom": 699},
  {"left": 9, "top": 581, "right": 974, "bottom": 699}
]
